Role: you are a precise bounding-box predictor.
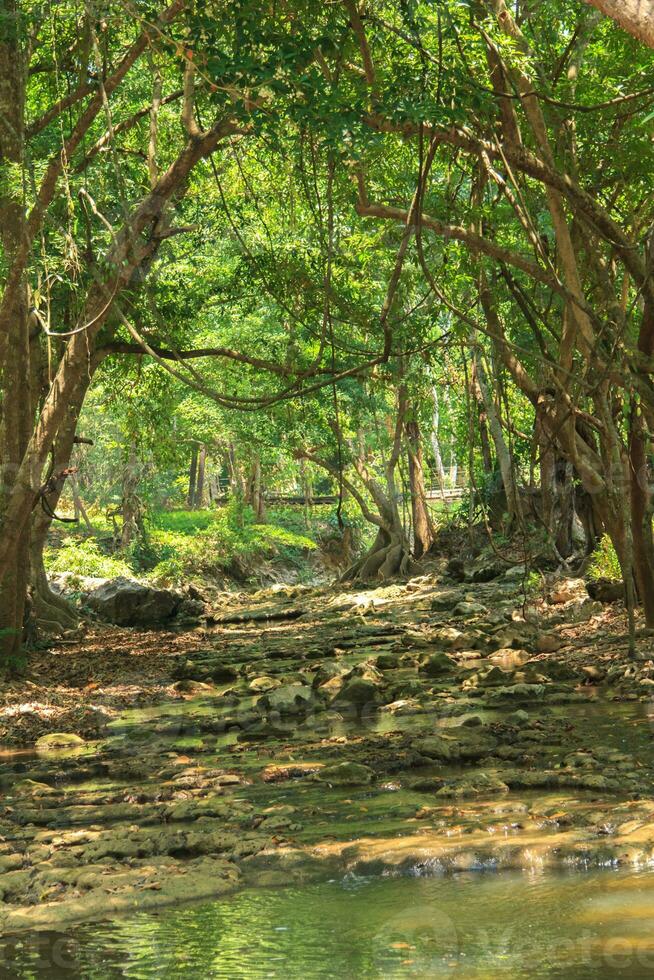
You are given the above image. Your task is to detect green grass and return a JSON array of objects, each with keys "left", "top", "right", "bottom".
[{"left": 149, "top": 509, "right": 217, "bottom": 535}]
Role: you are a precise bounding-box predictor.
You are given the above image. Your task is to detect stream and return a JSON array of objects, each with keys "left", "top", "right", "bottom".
[
  {"left": 5, "top": 868, "right": 654, "bottom": 978},
  {"left": 4, "top": 577, "right": 654, "bottom": 971}
]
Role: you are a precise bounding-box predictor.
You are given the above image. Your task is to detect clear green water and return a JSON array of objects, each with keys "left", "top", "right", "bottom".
[{"left": 6, "top": 869, "right": 654, "bottom": 978}]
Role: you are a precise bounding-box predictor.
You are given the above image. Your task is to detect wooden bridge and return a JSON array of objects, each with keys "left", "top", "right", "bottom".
[{"left": 214, "top": 485, "right": 467, "bottom": 506}]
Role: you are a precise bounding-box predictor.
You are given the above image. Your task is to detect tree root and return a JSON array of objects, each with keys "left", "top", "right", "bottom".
[
  {"left": 341, "top": 528, "right": 418, "bottom": 583},
  {"left": 31, "top": 576, "right": 78, "bottom": 638}
]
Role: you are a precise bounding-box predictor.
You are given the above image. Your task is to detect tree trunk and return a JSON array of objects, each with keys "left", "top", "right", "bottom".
[
  {"left": 195, "top": 444, "right": 206, "bottom": 509},
  {"left": 120, "top": 443, "right": 144, "bottom": 550},
  {"left": 474, "top": 309, "right": 522, "bottom": 525},
  {"left": 429, "top": 385, "right": 447, "bottom": 497},
  {"left": 27, "top": 363, "right": 98, "bottom": 639},
  {"left": 248, "top": 456, "right": 266, "bottom": 522},
  {"left": 0, "top": 5, "right": 30, "bottom": 664},
  {"left": 536, "top": 409, "right": 576, "bottom": 559},
  {"left": 187, "top": 445, "right": 198, "bottom": 508},
  {"left": 584, "top": 0, "right": 654, "bottom": 48},
  {"left": 629, "top": 403, "right": 654, "bottom": 624},
  {"left": 405, "top": 415, "right": 434, "bottom": 559}
]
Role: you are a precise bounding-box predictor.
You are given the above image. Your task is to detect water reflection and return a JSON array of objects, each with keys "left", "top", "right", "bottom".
[{"left": 5, "top": 869, "right": 654, "bottom": 978}]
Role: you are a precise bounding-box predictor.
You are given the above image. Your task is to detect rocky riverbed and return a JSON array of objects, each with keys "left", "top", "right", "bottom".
[{"left": 3, "top": 568, "right": 654, "bottom": 934}]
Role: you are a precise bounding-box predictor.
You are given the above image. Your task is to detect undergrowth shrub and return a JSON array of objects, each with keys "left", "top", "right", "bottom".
[
  {"left": 587, "top": 534, "right": 622, "bottom": 581},
  {"left": 44, "top": 537, "right": 133, "bottom": 579},
  {"left": 149, "top": 500, "right": 317, "bottom": 586}
]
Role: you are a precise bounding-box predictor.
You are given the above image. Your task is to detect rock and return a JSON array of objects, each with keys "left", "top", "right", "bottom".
[
  {"left": 433, "top": 627, "right": 466, "bottom": 650},
  {"left": 346, "top": 661, "right": 384, "bottom": 684},
  {"left": 430, "top": 590, "right": 464, "bottom": 611},
  {"left": 506, "top": 709, "right": 530, "bottom": 727},
  {"left": 487, "top": 648, "right": 530, "bottom": 669},
  {"left": 587, "top": 578, "right": 623, "bottom": 603},
  {"left": 436, "top": 773, "right": 509, "bottom": 798},
  {"left": 581, "top": 665, "right": 606, "bottom": 682},
  {"left": 87, "top": 577, "right": 183, "bottom": 626},
  {"left": 504, "top": 565, "right": 526, "bottom": 581},
  {"left": 461, "top": 714, "right": 484, "bottom": 727},
  {"left": 172, "top": 680, "right": 215, "bottom": 695},
  {"left": 536, "top": 660, "right": 577, "bottom": 681},
  {"left": 454, "top": 601, "right": 487, "bottom": 617},
  {"left": 409, "top": 776, "right": 446, "bottom": 792},
  {"left": 375, "top": 652, "right": 402, "bottom": 670},
  {"left": 447, "top": 558, "right": 467, "bottom": 582},
  {"left": 313, "top": 762, "right": 374, "bottom": 786},
  {"left": 471, "top": 562, "right": 504, "bottom": 583},
  {"left": 312, "top": 662, "right": 348, "bottom": 689},
  {"left": 549, "top": 578, "right": 585, "bottom": 605},
  {"left": 413, "top": 730, "right": 496, "bottom": 762},
  {"left": 477, "top": 665, "right": 512, "bottom": 687},
  {"left": 35, "top": 733, "right": 85, "bottom": 751},
  {"left": 248, "top": 676, "right": 281, "bottom": 694},
  {"left": 332, "top": 678, "right": 381, "bottom": 708},
  {"left": 419, "top": 652, "right": 455, "bottom": 677},
  {"left": 380, "top": 698, "right": 423, "bottom": 716},
  {"left": 413, "top": 734, "right": 458, "bottom": 761},
  {"left": 535, "top": 633, "right": 563, "bottom": 654},
  {"left": 483, "top": 683, "right": 546, "bottom": 703},
  {"left": 258, "top": 683, "right": 315, "bottom": 716},
  {"left": 262, "top": 763, "right": 323, "bottom": 782}
]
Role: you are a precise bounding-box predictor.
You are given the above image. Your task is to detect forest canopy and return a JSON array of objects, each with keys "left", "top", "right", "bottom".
[{"left": 2, "top": 0, "right": 654, "bottom": 661}]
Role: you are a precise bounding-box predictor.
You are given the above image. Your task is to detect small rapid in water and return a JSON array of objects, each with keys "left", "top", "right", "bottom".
[{"left": 5, "top": 867, "right": 654, "bottom": 978}]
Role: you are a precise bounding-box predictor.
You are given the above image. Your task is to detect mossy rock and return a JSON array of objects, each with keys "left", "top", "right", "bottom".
[
  {"left": 35, "top": 733, "right": 85, "bottom": 751},
  {"left": 313, "top": 762, "right": 374, "bottom": 786},
  {"left": 419, "top": 652, "right": 455, "bottom": 678}
]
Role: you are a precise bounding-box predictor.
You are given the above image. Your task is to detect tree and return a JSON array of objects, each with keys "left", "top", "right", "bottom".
[{"left": 584, "top": 0, "right": 654, "bottom": 47}]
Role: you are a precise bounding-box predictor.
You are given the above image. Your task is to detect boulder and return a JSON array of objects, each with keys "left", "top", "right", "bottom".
[
  {"left": 248, "top": 676, "right": 281, "bottom": 694},
  {"left": 419, "top": 652, "right": 456, "bottom": 677},
  {"left": 430, "top": 590, "right": 464, "bottom": 611},
  {"left": 506, "top": 709, "right": 530, "bottom": 727},
  {"left": 346, "top": 660, "right": 384, "bottom": 684},
  {"left": 471, "top": 562, "right": 504, "bottom": 583},
  {"left": 313, "top": 762, "right": 374, "bottom": 786},
  {"left": 35, "top": 733, "right": 85, "bottom": 752},
  {"left": 586, "top": 578, "right": 624, "bottom": 603},
  {"left": 258, "top": 683, "right": 315, "bottom": 716},
  {"left": 413, "top": 734, "right": 459, "bottom": 761},
  {"left": 414, "top": 729, "right": 498, "bottom": 762},
  {"left": 537, "top": 660, "right": 578, "bottom": 682},
  {"left": 332, "top": 678, "right": 381, "bottom": 708},
  {"left": 454, "top": 600, "right": 487, "bottom": 617},
  {"left": 87, "top": 577, "right": 183, "bottom": 626},
  {"left": 446, "top": 558, "right": 467, "bottom": 582},
  {"left": 549, "top": 578, "right": 585, "bottom": 605},
  {"left": 535, "top": 633, "right": 563, "bottom": 654},
  {"left": 436, "top": 773, "right": 509, "bottom": 798},
  {"left": 433, "top": 627, "right": 466, "bottom": 650}
]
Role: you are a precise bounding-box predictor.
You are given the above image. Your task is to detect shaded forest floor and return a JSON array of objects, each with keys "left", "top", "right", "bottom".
[{"left": 3, "top": 567, "right": 654, "bottom": 933}]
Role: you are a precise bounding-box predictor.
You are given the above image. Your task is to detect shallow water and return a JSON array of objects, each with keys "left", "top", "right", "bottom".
[{"left": 6, "top": 868, "right": 654, "bottom": 978}]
